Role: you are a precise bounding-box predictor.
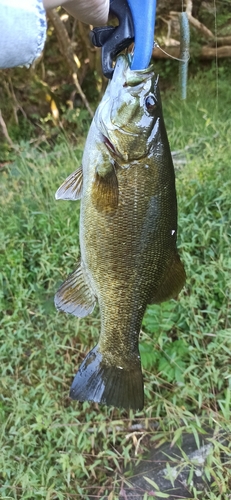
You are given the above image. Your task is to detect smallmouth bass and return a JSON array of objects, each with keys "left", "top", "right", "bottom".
[{"left": 55, "top": 55, "right": 186, "bottom": 411}]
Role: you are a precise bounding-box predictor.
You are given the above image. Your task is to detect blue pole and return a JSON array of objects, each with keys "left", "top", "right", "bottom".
[
  {"left": 179, "top": 12, "right": 190, "bottom": 99},
  {"left": 127, "top": 0, "right": 156, "bottom": 70}
]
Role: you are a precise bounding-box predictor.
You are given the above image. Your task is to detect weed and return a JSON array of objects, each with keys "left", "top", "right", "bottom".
[{"left": 0, "top": 71, "right": 231, "bottom": 499}]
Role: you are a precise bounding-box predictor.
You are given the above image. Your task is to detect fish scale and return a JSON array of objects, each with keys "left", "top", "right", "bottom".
[{"left": 55, "top": 55, "right": 186, "bottom": 410}]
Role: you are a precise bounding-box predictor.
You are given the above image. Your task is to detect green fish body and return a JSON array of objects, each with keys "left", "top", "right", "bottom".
[{"left": 55, "top": 55, "right": 186, "bottom": 410}]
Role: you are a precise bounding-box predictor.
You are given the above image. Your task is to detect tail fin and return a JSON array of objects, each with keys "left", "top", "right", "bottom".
[{"left": 70, "top": 345, "right": 144, "bottom": 411}]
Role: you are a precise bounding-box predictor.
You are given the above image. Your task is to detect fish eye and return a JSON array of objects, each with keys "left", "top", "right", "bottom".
[{"left": 145, "top": 95, "right": 157, "bottom": 112}]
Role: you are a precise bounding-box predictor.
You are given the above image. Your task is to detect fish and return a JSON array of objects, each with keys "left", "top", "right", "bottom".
[{"left": 55, "top": 55, "right": 186, "bottom": 411}]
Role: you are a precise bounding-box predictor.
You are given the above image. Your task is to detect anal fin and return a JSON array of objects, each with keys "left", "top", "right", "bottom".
[
  {"left": 55, "top": 263, "right": 96, "bottom": 317},
  {"left": 55, "top": 166, "right": 83, "bottom": 200},
  {"left": 151, "top": 253, "right": 186, "bottom": 304}
]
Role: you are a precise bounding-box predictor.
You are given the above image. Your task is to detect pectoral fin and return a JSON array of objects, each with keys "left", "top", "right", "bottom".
[
  {"left": 54, "top": 263, "right": 96, "bottom": 317},
  {"left": 92, "top": 165, "right": 119, "bottom": 215},
  {"left": 55, "top": 166, "right": 83, "bottom": 200},
  {"left": 151, "top": 253, "right": 186, "bottom": 304}
]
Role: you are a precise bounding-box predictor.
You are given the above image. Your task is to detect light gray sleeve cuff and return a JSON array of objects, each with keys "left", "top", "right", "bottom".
[{"left": 0, "top": 0, "right": 47, "bottom": 69}]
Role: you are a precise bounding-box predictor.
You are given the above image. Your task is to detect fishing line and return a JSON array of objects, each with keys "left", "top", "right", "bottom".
[
  {"left": 153, "top": 42, "right": 190, "bottom": 63},
  {"left": 213, "top": 0, "right": 219, "bottom": 111}
]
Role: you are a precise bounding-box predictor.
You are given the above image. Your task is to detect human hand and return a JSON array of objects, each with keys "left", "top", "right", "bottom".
[{"left": 43, "top": 0, "right": 109, "bottom": 25}]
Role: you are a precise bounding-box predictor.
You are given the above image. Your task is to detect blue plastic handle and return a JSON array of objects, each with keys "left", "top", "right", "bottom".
[{"left": 127, "top": 0, "right": 156, "bottom": 70}]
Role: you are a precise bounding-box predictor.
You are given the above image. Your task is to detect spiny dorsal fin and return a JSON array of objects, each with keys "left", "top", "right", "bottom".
[
  {"left": 54, "top": 263, "right": 96, "bottom": 317},
  {"left": 55, "top": 166, "right": 83, "bottom": 200},
  {"left": 92, "top": 165, "right": 119, "bottom": 215},
  {"left": 150, "top": 252, "right": 186, "bottom": 304}
]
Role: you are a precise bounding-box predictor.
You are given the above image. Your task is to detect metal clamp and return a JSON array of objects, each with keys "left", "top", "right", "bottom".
[{"left": 90, "top": 0, "right": 134, "bottom": 79}]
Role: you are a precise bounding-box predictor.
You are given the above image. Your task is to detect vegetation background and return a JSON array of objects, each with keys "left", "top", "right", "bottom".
[{"left": 0, "top": 1, "right": 231, "bottom": 499}]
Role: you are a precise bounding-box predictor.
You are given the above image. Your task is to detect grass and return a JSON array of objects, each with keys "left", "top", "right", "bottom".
[{"left": 0, "top": 67, "right": 231, "bottom": 499}]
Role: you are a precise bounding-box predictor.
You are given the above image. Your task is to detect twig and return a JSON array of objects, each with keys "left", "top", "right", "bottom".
[
  {"left": 2, "top": 78, "right": 27, "bottom": 126},
  {"left": 47, "top": 9, "right": 93, "bottom": 118},
  {"left": 0, "top": 110, "right": 14, "bottom": 147},
  {"left": 200, "top": 45, "right": 231, "bottom": 58},
  {"left": 153, "top": 44, "right": 231, "bottom": 60},
  {"left": 188, "top": 14, "right": 214, "bottom": 39},
  {"left": 170, "top": 10, "right": 214, "bottom": 40},
  {"left": 170, "top": 6, "right": 231, "bottom": 48},
  {"left": 210, "top": 35, "right": 231, "bottom": 47},
  {"left": 2, "top": 80, "right": 18, "bottom": 125},
  {"left": 185, "top": 0, "right": 193, "bottom": 17},
  {"left": 8, "top": 77, "right": 27, "bottom": 119},
  {"left": 72, "top": 72, "right": 94, "bottom": 117}
]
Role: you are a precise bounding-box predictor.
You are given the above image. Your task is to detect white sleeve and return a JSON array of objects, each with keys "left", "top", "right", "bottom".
[{"left": 0, "top": 0, "right": 47, "bottom": 69}]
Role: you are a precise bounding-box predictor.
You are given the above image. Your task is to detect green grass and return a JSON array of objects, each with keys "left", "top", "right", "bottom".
[{"left": 0, "top": 69, "right": 231, "bottom": 499}]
